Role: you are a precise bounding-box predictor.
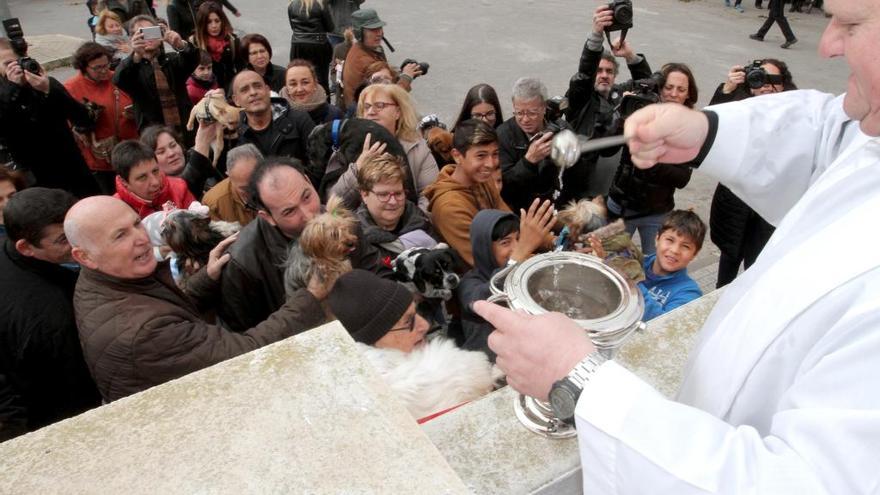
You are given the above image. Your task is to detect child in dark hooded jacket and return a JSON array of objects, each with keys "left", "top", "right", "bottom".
[{"left": 455, "top": 200, "right": 555, "bottom": 361}]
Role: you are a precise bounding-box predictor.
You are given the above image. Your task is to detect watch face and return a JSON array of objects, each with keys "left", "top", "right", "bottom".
[{"left": 550, "top": 385, "right": 577, "bottom": 420}]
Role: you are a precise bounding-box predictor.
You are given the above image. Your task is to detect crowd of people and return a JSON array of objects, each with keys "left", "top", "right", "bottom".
[{"left": 1, "top": 1, "right": 796, "bottom": 442}]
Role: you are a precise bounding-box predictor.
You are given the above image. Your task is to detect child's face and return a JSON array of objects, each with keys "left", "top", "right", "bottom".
[
  {"left": 653, "top": 229, "right": 699, "bottom": 275},
  {"left": 491, "top": 231, "right": 519, "bottom": 268},
  {"left": 193, "top": 64, "right": 213, "bottom": 81}
]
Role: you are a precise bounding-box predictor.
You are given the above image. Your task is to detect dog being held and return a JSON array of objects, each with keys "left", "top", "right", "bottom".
[
  {"left": 556, "top": 196, "right": 645, "bottom": 283},
  {"left": 287, "top": 196, "right": 358, "bottom": 293},
  {"left": 393, "top": 243, "right": 462, "bottom": 300},
  {"left": 160, "top": 205, "right": 241, "bottom": 276},
  {"left": 186, "top": 92, "right": 242, "bottom": 166}
]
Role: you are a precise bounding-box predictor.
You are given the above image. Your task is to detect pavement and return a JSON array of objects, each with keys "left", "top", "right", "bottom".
[{"left": 10, "top": 0, "right": 844, "bottom": 294}]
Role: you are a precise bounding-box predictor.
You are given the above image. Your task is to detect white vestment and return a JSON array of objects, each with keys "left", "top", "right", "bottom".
[{"left": 575, "top": 91, "right": 880, "bottom": 494}]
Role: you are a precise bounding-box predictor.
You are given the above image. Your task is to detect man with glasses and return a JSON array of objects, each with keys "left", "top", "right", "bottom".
[
  {"left": 232, "top": 70, "right": 315, "bottom": 163},
  {"left": 496, "top": 76, "right": 572, "bottom": 212},
  {"left": 218, "top": 157, "right": 391, "bottom": 332}
]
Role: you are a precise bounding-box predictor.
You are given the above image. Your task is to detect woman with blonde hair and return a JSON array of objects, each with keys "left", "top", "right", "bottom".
[
  {"left": 288, "top": 0, "right": 335, "bottom": 93},
  {"left": 93, "top": 9, "right": 131, "bottom": 67},
  {"left": 351, "top": 83, "right": 438, "bottom": 211}
]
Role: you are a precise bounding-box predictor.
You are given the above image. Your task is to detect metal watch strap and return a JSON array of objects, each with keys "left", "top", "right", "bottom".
[{"left": 566, "top": 351, "right": 608, "bottom": 391}]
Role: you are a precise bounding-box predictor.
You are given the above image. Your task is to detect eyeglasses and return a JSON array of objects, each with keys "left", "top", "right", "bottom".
[
  {"left": 87, "top": 63, "right": 111, "bottom": 72},
  {"left": 513, "top": 109, "right": 543, "bottom": 119},
  {"left": 471, "top": 110, "right": 496, "bottom": 120},
  {"left": 389, "top": 315, "right": 416, "bottom": 333},
  {"left": 370, "top": 190, "right": 405, "bottom": 203},
  {"left": 363, "top": 101, "right": 398, "bottom": 112}
]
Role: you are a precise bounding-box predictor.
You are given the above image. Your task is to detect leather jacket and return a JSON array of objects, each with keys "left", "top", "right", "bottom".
[{"left": 288, "top": 0, "right": 335, "bottom": 43}]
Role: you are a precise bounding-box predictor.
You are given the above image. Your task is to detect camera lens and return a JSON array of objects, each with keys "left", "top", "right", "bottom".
[{"left": 614, "top": 4, "right": 634, "bottom": 24}]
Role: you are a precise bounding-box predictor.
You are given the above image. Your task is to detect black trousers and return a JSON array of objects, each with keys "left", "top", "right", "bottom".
[
  {"left": 715, "top": 215, "right": 775, "bottom": 289},
  {"left": 757, "top": 0, "right": 796, "bottom": 41}
]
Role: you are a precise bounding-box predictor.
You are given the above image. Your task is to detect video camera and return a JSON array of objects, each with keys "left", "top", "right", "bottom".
[
  {"left": 742, "top": 60, "right": 784, "bottom": 89},
  {"left": 617, "top": 73, "right": 662, "bottom": 120},
  {"left": 2, "top": 18, "right": 41, "bottom": 74}
]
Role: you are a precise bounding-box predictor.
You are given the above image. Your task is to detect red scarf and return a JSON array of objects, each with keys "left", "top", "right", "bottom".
[{"left": 206, "top": 35, "right": 228, "bottom": 63}]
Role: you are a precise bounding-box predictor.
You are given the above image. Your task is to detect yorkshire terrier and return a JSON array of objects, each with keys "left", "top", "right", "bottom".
[
  {"left": 295, "top": 196, "right": 359, "bottom": 289},
  {"left": 160, "top": 207, "right": 240, "bottom": 276},
  {"left": 556, "top": 196, "right": 645, "bottom": 283}
]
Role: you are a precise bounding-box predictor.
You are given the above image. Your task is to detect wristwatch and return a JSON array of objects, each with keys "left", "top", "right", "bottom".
[{"left": 549, "top": 351, "right": 608, "bottom": 425}]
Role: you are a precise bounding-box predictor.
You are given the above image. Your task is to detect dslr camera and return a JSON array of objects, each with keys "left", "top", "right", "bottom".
[
  {"left": 1, "top": 18, "right": 41, "bottom": 74},
  {"left": 606, "top": 0, "right": 634, "bottom": 34},
  {"left": 400, "top": 58, "right": 429, "bottom": 77},
  {"left": 742, "top": 60, "right": 784, "bottom": 89}
]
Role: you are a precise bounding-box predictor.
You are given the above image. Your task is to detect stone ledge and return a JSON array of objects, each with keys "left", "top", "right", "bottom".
[{"left": 26, "top": 34, "right": 87, "bottom": 71}]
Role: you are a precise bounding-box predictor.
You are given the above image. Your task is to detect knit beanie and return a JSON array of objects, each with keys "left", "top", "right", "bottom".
[{"left": 328, "top": 269, "right": 413, "bottom": 345}]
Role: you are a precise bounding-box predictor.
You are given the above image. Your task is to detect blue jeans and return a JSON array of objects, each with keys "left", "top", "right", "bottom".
[
  {"left": 624, "top": 213, "right": 665, "bottom": 256},
  {"left": 606, "top": 198, "right": 665, "bottom": 255}
]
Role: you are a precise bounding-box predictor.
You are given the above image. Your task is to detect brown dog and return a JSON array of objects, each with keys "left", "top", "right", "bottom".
[
  {"left": 426, "top": 126, "right": 454, "bottom": 165},
  {"left": 186, "top": 93, "right": 242, "bottom": 165}
]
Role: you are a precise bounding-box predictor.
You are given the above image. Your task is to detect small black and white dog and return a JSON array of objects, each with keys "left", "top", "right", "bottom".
[{"left": 393, "top": 243, "right": 462, "bottom": 300}]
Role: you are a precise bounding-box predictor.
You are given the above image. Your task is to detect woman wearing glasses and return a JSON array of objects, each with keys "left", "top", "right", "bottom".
[
  {"left": 65, "top": 42, "right": 139, "bottom": 194},
  {"left": 354, "top": 154, "right": 436, "bottom": 261},
  {"left": 354, "top": 83, "right": 438, "bottom": 212},
  {"left": 453, "top": 83, "right": 505, "bottom": 130}
]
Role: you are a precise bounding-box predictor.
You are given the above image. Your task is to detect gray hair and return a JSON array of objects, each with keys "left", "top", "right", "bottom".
[
  {"left": 511, "top": 77, "right": 547, "bottom": 104},
  {"left": 226, "top": 144, "right": 263, "bottom": 173}
]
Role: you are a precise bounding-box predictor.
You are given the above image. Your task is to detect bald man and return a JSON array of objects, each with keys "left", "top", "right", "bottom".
[
  {"left": 65, "top": 196, "right": 328, "bottom": 402},
  {"left": 231, "top": 70, "right": 314, "bottom": 160}
]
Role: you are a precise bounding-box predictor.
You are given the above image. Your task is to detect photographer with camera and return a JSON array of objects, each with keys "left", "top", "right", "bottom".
[
  {"left": 563, "top": 4, "right": 653, "bottom": 198},
  {"left": 340, "top": 8, "right": 424, "bottom": 108},
  {"left": 709, "top": 59, "right": 795, "bottom": 288},
  {"left": 0, "top": 36, "right": 101, "bottom": 198},
  {"left": 113, "top": 15, "right": 199, "bottom": 139},
  {"left": 607, "top": 63, "right": 697, "bottom": 255}
]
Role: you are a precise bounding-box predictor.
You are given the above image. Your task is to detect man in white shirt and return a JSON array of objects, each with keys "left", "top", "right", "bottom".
[{"left": 474, "top": 0, "right": 880, "bottom": 492}]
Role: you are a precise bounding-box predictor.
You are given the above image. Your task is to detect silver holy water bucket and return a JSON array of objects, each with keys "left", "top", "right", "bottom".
[{"left": 488, "top": 251, "right": 645, "bottom": 438}]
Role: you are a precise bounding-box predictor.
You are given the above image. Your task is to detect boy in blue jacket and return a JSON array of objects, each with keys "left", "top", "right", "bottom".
[{"left": 639, "top": 210, "right": 706, "bottom": 320}]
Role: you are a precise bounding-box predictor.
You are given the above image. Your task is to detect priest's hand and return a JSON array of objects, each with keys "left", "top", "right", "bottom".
[
  {"left": 475, "top": 300, "right": 595, "bottom": 401},
  {"left": 624, "top": 103, "right": 709, "bottom": 169}
]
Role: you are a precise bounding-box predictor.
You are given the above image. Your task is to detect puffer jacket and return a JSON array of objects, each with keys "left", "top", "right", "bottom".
[
  {"left": 114, "top": 174, "right": 196, "bottom": 218},
  {"left": 288, "top": 0, "right": 335, "bottom": 43},
  {"left": 74, "top": 262, "right": 325, "bottom": 402}
]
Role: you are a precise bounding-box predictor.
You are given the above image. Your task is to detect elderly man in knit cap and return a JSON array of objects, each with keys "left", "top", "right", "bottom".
[{"left": 327, "top": 269, "right": 500, "bottom": 420}]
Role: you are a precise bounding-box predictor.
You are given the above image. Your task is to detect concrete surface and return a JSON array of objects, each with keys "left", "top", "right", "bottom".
[
  {"left": 0, "top": 322, "right": 469, "bottom": 494},
  {"left": 423, "top": 289, "right": 721, "bottom": 494}
]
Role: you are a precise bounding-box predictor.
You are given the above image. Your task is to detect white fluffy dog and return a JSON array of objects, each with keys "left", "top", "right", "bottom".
[{"left": 358, "top": 338, "right": 504, "bottom": 420}]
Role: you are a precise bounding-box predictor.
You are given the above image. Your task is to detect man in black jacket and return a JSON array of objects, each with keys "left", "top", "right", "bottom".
[
  {"left": 113, "top": 16, "right": 199, "bottom": 138},
  {"left": 232, "top": 70, "right": 315, "bottom": 165},
  {"left": 0, "top": 188, "right": 101, "bottom": 442},
  {"left": 219, "top": 158, "right": 391, "bottom": 332},
  {"left": 0, "top": 39, "right": 100, "bottom": 198},
  {"left": 562, "top": 5, "right": 653, "bottom": 197}
]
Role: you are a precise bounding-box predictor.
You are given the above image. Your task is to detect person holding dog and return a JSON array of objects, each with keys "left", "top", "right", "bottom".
[
  {"left": 64, "top": 194, "right": 328, "bottom": 403},
  {"left": 477, "top": 0, "right": 880, "bottom": 490},
  {"left": 64, "top": 42, "right": 139, "bottom": 195},
  {"left": 218, "top": 157, "right": 391, "bottom": 333}
]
